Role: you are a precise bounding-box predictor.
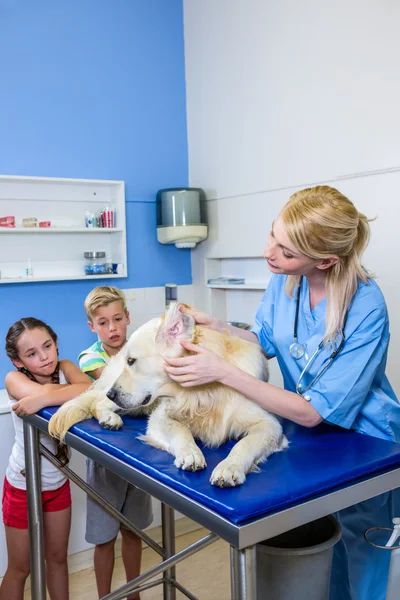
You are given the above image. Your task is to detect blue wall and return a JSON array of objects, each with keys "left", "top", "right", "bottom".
[{"left": 0, "top": 0, "right": 191, "bottom": 383}]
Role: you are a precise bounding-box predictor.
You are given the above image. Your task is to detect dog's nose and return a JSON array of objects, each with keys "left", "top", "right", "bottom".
[{"left": 106, "top": 388, "right": 117, "bottom": 402}]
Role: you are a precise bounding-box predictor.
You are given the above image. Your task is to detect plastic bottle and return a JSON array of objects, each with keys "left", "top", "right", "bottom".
[
  {"left": 85, "top": 210, "right": 96, "bottom": 228},
  {"left": 26, "top": 258, "right": 33, "bottom": 277}
]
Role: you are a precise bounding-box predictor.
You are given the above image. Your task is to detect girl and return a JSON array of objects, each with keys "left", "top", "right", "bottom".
[
  {"left": 0, "top": 318, "right": 91, "bottom": 600},
  {"left": 164, "top": 185, "right": 400, "bottom": 600}
]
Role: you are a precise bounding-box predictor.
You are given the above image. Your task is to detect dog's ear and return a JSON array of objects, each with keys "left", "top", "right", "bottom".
[{"left": 156, "top": 302, "right": 195, "bottom": 346}]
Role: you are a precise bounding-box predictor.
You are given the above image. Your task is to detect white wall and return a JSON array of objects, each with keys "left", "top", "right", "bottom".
[
  {"left": 0, "top": 284, "right": 194, "bottom": 577},
  {"left": 184, "top": 0, "right": 400, "bottom": 198},
  {"left": 184, "top": 0, "right": 400, "bottom": 393}
]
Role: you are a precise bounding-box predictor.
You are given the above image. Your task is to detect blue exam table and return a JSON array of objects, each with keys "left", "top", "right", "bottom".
[{"left": 23, "top": 408, "right": 400, "bottom": 599}]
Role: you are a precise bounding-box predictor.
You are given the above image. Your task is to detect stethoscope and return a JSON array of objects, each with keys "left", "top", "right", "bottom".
[{"left": 289, "top": 276, "right": 347, "bottom": 399}]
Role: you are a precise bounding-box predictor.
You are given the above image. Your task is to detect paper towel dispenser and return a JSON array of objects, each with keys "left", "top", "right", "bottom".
[{"left": 156, "top": 187, "right": 208, "bottom": 249}]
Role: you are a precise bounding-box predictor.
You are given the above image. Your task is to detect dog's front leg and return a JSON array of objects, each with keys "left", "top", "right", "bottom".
[
  {"left": 210, "top": 419, "right": 287, "bottom": 487},
  {"left": 142, "top": 405, "right": 207, "bottom": 472},
  {"left": 49, "top": 389, "right": 97, "bottom": 441},
  {"left": 92, "top": 397, "right": 123, "bottom": 431}
]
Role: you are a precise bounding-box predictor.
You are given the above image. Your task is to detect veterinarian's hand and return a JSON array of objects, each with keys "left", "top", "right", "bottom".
[
  {"left": 12, "top": 393, "right": 50, "bottom": 417},
  {"left": 164, "top": 341, "right": 230, "bottom": 386}
]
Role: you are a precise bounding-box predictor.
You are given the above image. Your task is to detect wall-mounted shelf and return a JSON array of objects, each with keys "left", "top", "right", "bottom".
[
  {"left": 0, "top": 175, "right": 127, "bottom": 284},
  {"left": 207, "top": 282, "right": 268, "bottom": 290},
  {"left": 0, "top": 274, "right": 124, "bottom": 285},
  {"left": 205, "top": 256, "right": 269, "bottom": 323},
  {"left": 0, "top": 227, "right": 123, "bottom": 234}
]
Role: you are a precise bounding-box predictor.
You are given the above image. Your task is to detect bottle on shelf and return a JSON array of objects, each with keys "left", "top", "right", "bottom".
[{"left": 25, "top": 258, "right": 33, "bottom": 277}]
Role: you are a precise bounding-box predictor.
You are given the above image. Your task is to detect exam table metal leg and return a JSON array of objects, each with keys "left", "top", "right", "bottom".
[
  {"left": 23, "top": 421, "right": 46, "bottom": 600},
  {"left": 230, "top": 546, "right": 257, "bottom": 600},
  {"left": 162, "top": 503, "right": 176, "bottom": 600},
  {"left": 39, "top": 442, "right": 165, "bottom": 557}
]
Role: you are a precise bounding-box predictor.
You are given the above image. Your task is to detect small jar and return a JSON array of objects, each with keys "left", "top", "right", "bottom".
[{"left": 84, "top": 251, "right": 106, "bottom": 275}]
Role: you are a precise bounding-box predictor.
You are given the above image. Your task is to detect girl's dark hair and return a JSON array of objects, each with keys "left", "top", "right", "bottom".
[
  {"left": 6, "top": 317, "right": 60, "bottom": 382},
  {"left": 5, "top": 317, "right": 69, "bottom": 466}
]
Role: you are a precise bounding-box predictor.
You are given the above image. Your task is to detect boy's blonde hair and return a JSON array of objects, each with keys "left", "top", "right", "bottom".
[{"left": 84, "top": 286, "right": 127, "bottom": 321}]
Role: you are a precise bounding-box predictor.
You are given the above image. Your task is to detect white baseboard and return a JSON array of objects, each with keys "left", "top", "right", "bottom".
[{"left": 1, "top": 517, "right": 203, "bottom": 592}]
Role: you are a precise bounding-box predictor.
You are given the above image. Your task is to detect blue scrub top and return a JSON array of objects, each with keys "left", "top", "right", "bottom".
[{"left": 252, "top": 274, "right": 399, "bottom": 442}]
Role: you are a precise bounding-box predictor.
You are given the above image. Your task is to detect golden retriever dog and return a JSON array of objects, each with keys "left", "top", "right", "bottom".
[{"left": 49, "top": 303, "right": 288, "bottom": 487}]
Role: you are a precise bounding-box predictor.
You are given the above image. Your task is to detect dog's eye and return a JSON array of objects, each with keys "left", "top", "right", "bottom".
[{"left": 127, "top": 357, "right": 136, "bottom": 366}]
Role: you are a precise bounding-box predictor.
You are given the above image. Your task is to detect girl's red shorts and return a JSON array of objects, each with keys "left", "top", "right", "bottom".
[{"left": 2, "top": 477, "right": 71, "bottom": 529}]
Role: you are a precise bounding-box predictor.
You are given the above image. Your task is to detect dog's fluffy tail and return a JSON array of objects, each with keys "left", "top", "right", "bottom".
[{"left": 48, "top": 391, "right": 95, "bottom": 442}]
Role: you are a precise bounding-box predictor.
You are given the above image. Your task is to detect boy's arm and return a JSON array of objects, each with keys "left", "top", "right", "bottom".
[
  {"left": 78, "top": 347, "right": 107, "bottom": 380},
  {"left": 79, "top": 347, "right": 107, "bottom": 374},
  {"left": 88, "top": 366, "right": 106, "bottom": 380}
]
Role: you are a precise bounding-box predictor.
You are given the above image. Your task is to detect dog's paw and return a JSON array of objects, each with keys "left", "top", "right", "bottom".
[
  {"left": 210, "top": 460, "right": 246, "bottom": 487},
  {"left": 174, "top": 449, "right": 207, "bottom": 472},
  {"left": 99, "top": 412, "right": 123, "bottom": 431}
]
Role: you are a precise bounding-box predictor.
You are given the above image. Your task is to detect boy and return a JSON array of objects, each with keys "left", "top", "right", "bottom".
[{"left": 78, "top": 286, "right": 153, "bottom": 600}]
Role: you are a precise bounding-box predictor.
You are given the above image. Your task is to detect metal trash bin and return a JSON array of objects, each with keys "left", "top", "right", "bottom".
[
  {"left": 257, "top": 515, "right": 341, "bottom": 600},
  {"left": 226, "top": 321, "right": 251, "bottom": 330}
]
